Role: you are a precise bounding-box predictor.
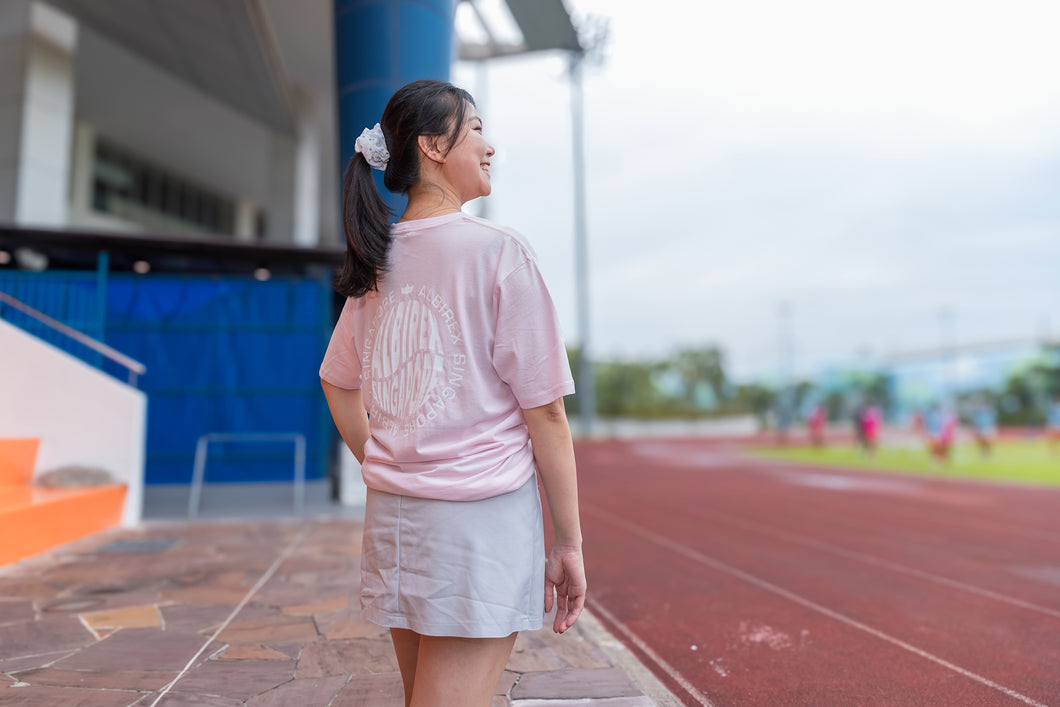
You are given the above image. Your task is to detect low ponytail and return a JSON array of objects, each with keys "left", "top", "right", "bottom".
[
  {"left": 334, "top": 79, "right": 475, "bottom": 298},
  {"left": 335, "top": 153, "right": 393, "bottom": 298}
]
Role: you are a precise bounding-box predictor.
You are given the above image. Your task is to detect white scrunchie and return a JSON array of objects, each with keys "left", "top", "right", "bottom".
[{"left": 355, "top": 123, "right": 390, "bottom": 171}]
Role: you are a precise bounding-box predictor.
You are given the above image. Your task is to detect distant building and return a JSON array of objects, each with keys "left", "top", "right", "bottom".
[{"left": 886, "top": 339, "right": 1049, "bottom": 414}]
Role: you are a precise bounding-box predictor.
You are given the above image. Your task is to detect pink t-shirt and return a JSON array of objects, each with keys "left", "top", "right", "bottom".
[{"left": 320, "top": 212, "right": 575, "bottom": 501}]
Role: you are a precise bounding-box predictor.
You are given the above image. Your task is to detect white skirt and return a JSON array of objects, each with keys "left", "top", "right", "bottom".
[{"left": 360, "top": 474, "right": 545, "bottom": 638}]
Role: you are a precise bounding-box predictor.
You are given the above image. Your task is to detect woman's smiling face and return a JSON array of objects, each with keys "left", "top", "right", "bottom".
[{"left": 441, "top": 105, "right": 495, "bottom": 204}]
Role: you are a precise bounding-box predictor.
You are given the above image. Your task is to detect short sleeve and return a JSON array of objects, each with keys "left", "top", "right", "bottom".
[
  {"left": 319, "top": 297, "right": 364, "bottom": 390},
  {"left": 492, "top": 260, "right": 575, "bottom": 409}
]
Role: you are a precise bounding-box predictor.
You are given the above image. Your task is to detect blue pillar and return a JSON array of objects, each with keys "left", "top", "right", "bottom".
[{"left": 333, "top": 0, "right": 457, "bottom": 220}]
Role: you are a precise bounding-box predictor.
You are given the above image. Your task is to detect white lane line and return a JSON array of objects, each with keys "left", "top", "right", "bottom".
[
  {"left": 589, "top": 600, "right": 715, "bottom": 707},
  {"left": 586, "top": 505, "right": 1051, "bottom": 707},
  {"left": 147, "top": 523, "right": 311, "bottom": 706},
  {"left": 705, "top": 511, "right": 1060, "bottom": 620}
]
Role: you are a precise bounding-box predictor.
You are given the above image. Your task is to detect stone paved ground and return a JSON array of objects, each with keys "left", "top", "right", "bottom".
[{"left": 0, "top": 518, "right": 676, "bottom": 706}]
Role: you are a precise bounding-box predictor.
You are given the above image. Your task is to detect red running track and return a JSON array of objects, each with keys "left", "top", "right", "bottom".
[{"left": 575, "top": 438, "right": 1060, "bottom": 706}]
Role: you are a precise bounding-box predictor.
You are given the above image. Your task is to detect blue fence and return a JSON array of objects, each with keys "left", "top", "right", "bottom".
[{"left": 0, "top": 270, "right": 336, "bottom": 485}]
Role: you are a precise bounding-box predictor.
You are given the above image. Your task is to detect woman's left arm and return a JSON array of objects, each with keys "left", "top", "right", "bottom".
[
  {"left": 322, "top": 380, "right": 370, "bottom": 463},
  {"left": 523, "top": 398, "right": 586, "bottom": 633}
]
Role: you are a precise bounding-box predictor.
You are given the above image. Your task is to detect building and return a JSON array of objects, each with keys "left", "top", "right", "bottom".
[{"left": 0, "top": 0, "right": 581, "bottom": 512}]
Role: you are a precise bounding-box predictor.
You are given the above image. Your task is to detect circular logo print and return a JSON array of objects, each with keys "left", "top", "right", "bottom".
[{"left": 370, "top": 298, "right": 446, "bottom": 420}]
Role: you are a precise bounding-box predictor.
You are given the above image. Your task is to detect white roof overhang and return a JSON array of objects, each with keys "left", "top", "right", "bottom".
[
  {"left": 41, "top": 0, "right": 581, "bottom": 133},
  {"left": 458, "top": 0, "right": 582, "bottom": 61},
  {"left": 44, "top": 0, "right": 295, "bottom": 134}
]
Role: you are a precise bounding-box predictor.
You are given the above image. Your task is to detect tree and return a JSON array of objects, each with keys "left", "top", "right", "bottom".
[
  {"left": 669, "top": 347, "right": 727, "bottom": 406},
  {"left": 564, "top": 346, "right": 582, "bottom": 415},
  {"left": 998, "top": 349, "right": 1060, "bottom": 425},
  {"left": 595, "top": 359, "right": 668, "bottom": 418},
  {"left": 730, "top": 383, "right": 776, "bottom": 426}
]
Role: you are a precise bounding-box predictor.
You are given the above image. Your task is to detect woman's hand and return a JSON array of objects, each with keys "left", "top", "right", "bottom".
[{"left": 545, "top": 545, "right": 586, "bottom": 633}]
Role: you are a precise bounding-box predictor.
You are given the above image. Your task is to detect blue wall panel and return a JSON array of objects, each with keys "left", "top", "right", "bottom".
[
  {"left": 105, "top": 275, "right": 334, "bottom": 484},
  {"left": 1, "top": 272, "right": 335, "bottom": 486}
]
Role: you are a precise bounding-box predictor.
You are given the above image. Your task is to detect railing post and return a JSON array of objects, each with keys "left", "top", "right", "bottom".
[
  {"left": 187, "top": 433, "right": 307, "bottom": 518},
  {"left": 294, "top": 435, "right": 306, "bottom": 514},
  {"left": 95, "top": 249, "right": 109, "bottom": 344},
  {"left": 187, "top": 435, "right": 211, "bottom": 518}
]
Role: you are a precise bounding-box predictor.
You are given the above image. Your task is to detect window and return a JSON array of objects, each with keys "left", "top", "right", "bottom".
[{"left": 92, "top": 139, "right": 239, "bottom": 236}]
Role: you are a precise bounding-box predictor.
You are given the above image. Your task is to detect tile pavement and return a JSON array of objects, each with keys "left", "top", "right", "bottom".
[{"left": 0, "top": 517, "right": 679, "bottom": 706}]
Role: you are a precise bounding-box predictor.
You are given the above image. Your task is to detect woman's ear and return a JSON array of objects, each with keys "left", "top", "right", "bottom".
[{"left": 418, "top": 135, "right": 445, "bottom": 164}]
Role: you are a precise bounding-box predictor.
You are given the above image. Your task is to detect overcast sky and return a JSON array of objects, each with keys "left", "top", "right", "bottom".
[{"left": 452, "top": 0, "right": 1060, "bottom": 381}]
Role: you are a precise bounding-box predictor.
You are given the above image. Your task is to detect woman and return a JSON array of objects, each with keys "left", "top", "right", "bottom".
[{"left": 319, "top": 79, "right": 586, "bottom": 706}]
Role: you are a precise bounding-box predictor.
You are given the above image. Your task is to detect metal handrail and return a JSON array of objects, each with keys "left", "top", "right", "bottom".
[
  {"left": 0, "top": 289, "right": 146, "bottom": 386},
  {"left": 187, "top": 433, "right": 306, "bottom": 518}
]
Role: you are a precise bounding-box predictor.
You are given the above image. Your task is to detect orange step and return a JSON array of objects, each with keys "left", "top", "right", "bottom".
[
  {"left": 0, "top": 485, "right": 126, "bottom": 566},
  {"left": 1, "top": 437, "right": 126, "bottom": 566},
  {"left": 0, "top": 438, "right": 39, "bottom": 486}
]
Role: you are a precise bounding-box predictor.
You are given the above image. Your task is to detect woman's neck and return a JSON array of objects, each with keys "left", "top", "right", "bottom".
[{"left": 400, "top": 183, "right": 462, "bottom": 223}]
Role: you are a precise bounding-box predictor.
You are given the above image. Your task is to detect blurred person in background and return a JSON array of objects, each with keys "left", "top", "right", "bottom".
[
  {"left": 320, "top": 79, "right": 586, "bottom": 707},
  {"left": 808, "top": 403, "right": 827, "bottom": 447},
  {"left": 971, "top": 398, "right": 997, "bottom": 458},
  {"left": 910, "top": 408, "right": 924, "bottom": 437},
  {"left": 862, "top": 403, "right": 882, "bottom": 456},
  {"left": 925, "top": 401, "right": 956, "bottom": 463},
  {"left": 852, "top": 400, "right": 869, "bottom": 453}
]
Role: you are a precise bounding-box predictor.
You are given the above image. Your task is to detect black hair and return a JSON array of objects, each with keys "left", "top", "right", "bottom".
[{"left": 335, "top": 79, "right": 476, "bottom": 298}]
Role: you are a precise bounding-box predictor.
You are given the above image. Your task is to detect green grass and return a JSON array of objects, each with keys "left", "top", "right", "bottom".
[{"left": 755, "top": 438, "right": 1060, "bottom": 486}]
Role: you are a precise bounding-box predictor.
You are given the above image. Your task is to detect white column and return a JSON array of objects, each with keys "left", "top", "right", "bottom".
[
  {"left": 265, "top": 133, "right": 295, "bottom": 243},
  {"left": 234, "top": 197, "right": 258, "bottom": 242},
  {"left": 0, "top": 0, "right": 33, "bottom": 221},
  {"left": 13, "top": 2, "right": 77, "bottom": 227},
  {"left": 292, "top": 88, "right": 320, "bottom": 247},
  {"left": 69, "top": 121, "right": 94, "bottom": 214}
]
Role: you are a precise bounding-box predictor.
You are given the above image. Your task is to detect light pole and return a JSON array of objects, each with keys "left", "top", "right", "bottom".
[
  {"left": 776, "top": 301, "right": 795, "bottom": 437},
  {"left": 938, "top": 306, "right": 955, "bottom": 403},
  {"left": 777, "top": 300, "right": 794, "bottom": 387},
  {"left": 567, "top": 15, "right": 608, "bottom": 438},
  {"left": 569, "top": 49, "right": 594, "bottom": 437}
]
